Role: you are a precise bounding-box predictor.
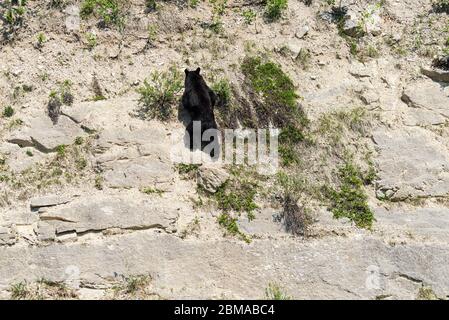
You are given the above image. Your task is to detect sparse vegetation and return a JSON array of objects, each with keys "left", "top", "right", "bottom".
[
  {"left": 3, "top": 0, "right": 27, "bottom": 27},
  {"left": 80, "top": 0, "right": 125, "bottom": 29},
  {"left": 56, "top": 144, "right": 67, "bottom": 157},
  {"left": 218, "top": 213, "right": 251, "bottom": 243},
  {"left": 137, "top": 66, "right": 183, "bottom": 121},
  {"left": 75, "top": 137, "right": 84, "bottom": 145},
  {"left": 141, "top": 187, "right": 164, "bottom": 195},
  {"left": 265, "top": 283, "right": 290, "bottom": 300},
  {"left": 214, "top": 173, "right": 258, "bottom": 221},
  {"left": 241, "top": 55, "right": 308, "bottom": 166},
  {"left": 264, "top": 0, "right": 288, "bottom": 22},
  {"left": 433, "top": 0, "right": 449, "bottom": 13},
  {"left": 242, "top": 9, "right": 257, "bottom": 25},
  {"left": 176, "top": 163, "right": 200, "bottom": 176},
  {"left": 110, "top": 274, "right": 159, "bottom": 299},
  {"left": 325, "top": 161, "right": 375, "bottom": 229},
  {"left": 36, "top": 32, "right": 47, "bottom": 48},
  {"left": 9, "top": 281, "right": 29, "bottom": 300},
  {"left": 212, "top": 78, "right": 232, "bottom": 107},
  {"left": 242, "top": 56, "right": 298, "bottom": 112},
  {"left": 9, "top": 279, "right": 78, "bottom": 300},
  {"left": 86, "top": 32, "right": 97, "bottom": 49},
  {"left": 416, "top": 285, "right": 439, "bottom": 300},
  {"left": 2, "top": 106, "right": 14, "bottom": 118}
]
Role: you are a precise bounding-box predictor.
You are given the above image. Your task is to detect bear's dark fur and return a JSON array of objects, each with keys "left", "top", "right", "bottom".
[{"left": 182, "top": 67, "right": 219, "bottom": 157}]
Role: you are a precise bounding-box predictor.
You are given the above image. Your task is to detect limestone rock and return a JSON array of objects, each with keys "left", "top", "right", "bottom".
[
  {"left": 365, "top": 13, "right": 382, "bottom": 36},
  {"left": 197, "top": 166, "right": 229, "bottom": 193},
  {"left": 30, "top": 195, "right": 71, "bottom": 210},
  {"left": 374, "top": 207, "right": 449, "bottom": 242},
  {"left": 360, "top": 90, "right": 379, "bottom": 105},
  {"left": 7, "top": 116, "right": 84, "bottom": 153},
  {"left": 37, "top": 196, "right": 180, "bottom": 236},
  {"left": 0, "top": 227, "right": 16, "bottom": 246},
  {"left": 342, "top": 11, "right": 365, "bottom": 38},
  {"left": 102, "top": 157, "right": 174, "bottom": 189},
  {"left": 0, "top": 232, "right": 448, "bottom": 299},
  {"left": 402, "top": 80, "right": 449, "bottom": 118},
  {"left": 295, "top": 25, "right": 309, "bottom": 39},
  {"left": 421, "top": 66, "right": 449, "bottom": 83},
  {"left": 373, "top": 127, "right": 449, "bottom": 200},
  {"left": 349, "top": 63, "right": 371, "bottom": 78}
]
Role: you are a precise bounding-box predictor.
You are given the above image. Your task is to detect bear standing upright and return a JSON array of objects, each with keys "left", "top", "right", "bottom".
[{"left": 182, "top": 68, "right": 220, "bottom": 158}]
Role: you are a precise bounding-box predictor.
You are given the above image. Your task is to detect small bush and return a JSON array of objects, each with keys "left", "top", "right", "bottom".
[
  {"left": 265, "top": 283, "right": 290, "bottom": 300},
  {"left": 212, "top": 79, "right": 232, "bottom": 107},
  {"left": 141, "top": 187, "right": 164, "bottom": 195},
  {"left": 326, "top": 161, "right": 374, "bottom": 229},
  {"left": 9, "top": 281, "right": 29, "bottom": 300},
  {"left": 9, "top": 279, "right": 77, "bottom": 300},
  {"left": 242, "top": 56, "right": 298, "bottom": 112},
  {"left": 176, "top": 163, "right": 200, "bottom": 175},
  {"left": 264, "top": 0, "right": 288, "bottom": 22},
  {"left": 136, "top": 66, "right": 183, "bottom": 121},
  {"left": 242, "top": 9, "right": 257, "bottom": 24},
  {"left": 80, "top": 0, "right": 125, "bottom": 29},
  {"left": 433, "top": 0, "right": 449, "bottom": 13},
  {"left": 145, "top": 0, "right": 157, "bottom": 11},
  {"left": 86, "top": 32, "right": 97, "bottom": 49},
  {"left": 47, "top": 81, "right": 73, "bottom": 124},
  {"left": 214, "top": 180, "right": 258, "bottom": 220},
  {"left": 416, "top": 286, "right": 439, "bottom": 300},
  {"left": 36, "top": 32, "right": 47, "bottom": 48},
  {"left": 281, "top": 194, "right": 312, "bottom": 236},
  {"left": 2, "top": 106, "right": 14, "bottom": 118},
  {"left": 3, "top": 0, "right": 27, "bottom": 26},
  {"left": 56, "top": 144, "right": 67, "bottom": 157},
  {"left": 218, "top": 213, "right": 251, "bottom": 243},
  {"left": 74, "top": 136, "right": 84, "bottom": 145},
  {"left": 241, "top": 56, "right": 307, "bottom": 167}
]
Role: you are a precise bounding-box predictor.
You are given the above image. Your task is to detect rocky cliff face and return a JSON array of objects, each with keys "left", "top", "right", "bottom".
[{"left": 0, "top": 0, "right": 449, "bottom": 300}]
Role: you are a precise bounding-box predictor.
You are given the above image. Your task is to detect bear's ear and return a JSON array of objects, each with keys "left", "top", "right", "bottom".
[
  {"left": 184, "top": 69, "right": 189, "bottom": 75},
  {"left": 195, "top": 67, "right": 201, "bottom": 74}
]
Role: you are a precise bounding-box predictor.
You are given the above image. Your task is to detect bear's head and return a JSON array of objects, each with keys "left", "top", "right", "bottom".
[{"left": 184, "top": 67, "right": 204, "bottom": 88}]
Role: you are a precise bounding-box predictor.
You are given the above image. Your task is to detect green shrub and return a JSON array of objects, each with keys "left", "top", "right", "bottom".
[
  {"left": 74, "top": 137, "right": 84, "bottom": 145},
  {"left": 326, "top": 161, "right": 374, "bottom": 229},
  {"left": 9, "top": 281, "right": 29, "bottom": 300},
  {"left": 3, "top": 0, "right": 27, "bottom": 26},
  {"left": 218, "top": 213, "right": 251, "bottom": 243},
  {"left": 214, "top": 180, "right": 258, "bottom": 220},
  {"left": 137, "top": 66, "right": 183, "bottom": 121},
  {"left": 2, "top": 106, "right": 14, "bottom": 118},
  {"left": 80, "top": 0, "right": 124, "bottom": 29},
  {"left": 241, "top": 56, "right": 307, "bottom": 167},
  {"left": 145, "top": 0, "right": 157, "bottom": 11},
  {"left": 264, "top": 0, "right": 288, "bottom": 22},
  {"left": 86, "top": 32, "right": 97, "bottom": 49},
  {"left": 242, "top": 9, "right": 257, "bottom": 24},
  {"left": 433, "top": 0, "right": 449, "bottom": 12},
  {"left": 176, "top": 163, "right": 200, "bottom": 175},
  {"left": 212, "top": 79, "right": 232, "bottom": 107},
  {"left": 242, "top": 56, "right": 298, "bottom": 111},
  {"left": 56, "top": 144, "right": 67, "bottom": 157},
  {"left": 35, "top": 32, "right": 47, "bottom": 48},
  {"left": 265, "top": 283, "right": 291, "bottom": 300}
]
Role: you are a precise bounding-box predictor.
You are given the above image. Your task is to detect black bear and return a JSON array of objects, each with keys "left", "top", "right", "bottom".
[{"left": 182, "top": 67, "right": 220, "bottom": 158}]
